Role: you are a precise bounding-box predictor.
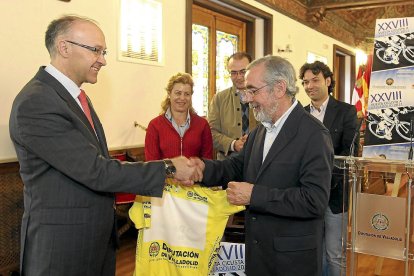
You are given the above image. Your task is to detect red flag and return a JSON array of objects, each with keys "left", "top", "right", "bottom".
[
  {"left": 351, "top": 54, "right": 372, "bottom": 118},
  {"left": 363, "top": 54, "right": 373, "bottom": 97},
  {"left": 352, "top": 66, "right": 364, "bottom": 112}
]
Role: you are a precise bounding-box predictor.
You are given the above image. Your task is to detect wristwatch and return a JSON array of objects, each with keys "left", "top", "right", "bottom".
[{"left": 163, "top": 159, "right": 176, "bottom": 178}]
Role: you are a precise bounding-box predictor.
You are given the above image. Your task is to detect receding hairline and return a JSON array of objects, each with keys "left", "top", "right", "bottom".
[
  {"left": 65, "top": 17, "right": 102, "bottom": 37},
  {"left": 54, "top": 15, "right": 100, "bottom": 35},
  {"left": 45, "top": 15, "right": 102, "bottom": 56},
  {"left": 61, "top": 14, "right": 99, "bottom": 26}
]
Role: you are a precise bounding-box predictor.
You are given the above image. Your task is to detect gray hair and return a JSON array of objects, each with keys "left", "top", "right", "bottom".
[
  {"left": 45, "top": 15, "right": 97, "bottom": 57},
  {"left": 247, "top": 55, "right": 298, "bottom": 98}
]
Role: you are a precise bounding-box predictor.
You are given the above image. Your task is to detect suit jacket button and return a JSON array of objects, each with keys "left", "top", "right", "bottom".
[
  {"left": 238, "top": 123, "right": 241, "bottom": 126},
  {"left": 253, "top": 240, "right": 258, "bottom": 244},
  {"left": 251, "top": 216, "right": 257, "bottom": 221}
]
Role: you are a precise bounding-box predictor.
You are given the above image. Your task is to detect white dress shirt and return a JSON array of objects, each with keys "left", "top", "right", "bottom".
[
  {"left": 261, "top": 100, "right": 298, "bottom": 162},
  {"left": 309, "top": 96, "right": 329, "bottom": 123}
]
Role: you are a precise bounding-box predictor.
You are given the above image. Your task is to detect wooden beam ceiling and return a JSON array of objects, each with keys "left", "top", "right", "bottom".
[
  {"left": 310, "top": 0, "right": 413, "bottom": 11},
  {"left": 256, "top": 0, "right": 414, "bottom": 52}
]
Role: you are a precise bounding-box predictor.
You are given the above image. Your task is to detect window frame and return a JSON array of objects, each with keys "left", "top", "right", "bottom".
[{"left": 118, "top": 0, "right": 165, "bottom": 66}]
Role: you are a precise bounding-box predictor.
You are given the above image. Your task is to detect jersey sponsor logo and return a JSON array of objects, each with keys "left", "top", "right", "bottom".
[
  {"left": 187, "top": 191, "right": 208, "bottom": 203},
  {"left": 149, "top": 242, "right": 160, "bottom": 257},
  {"left": 160, "top": 243, "right": 200, "bottom": 267}
]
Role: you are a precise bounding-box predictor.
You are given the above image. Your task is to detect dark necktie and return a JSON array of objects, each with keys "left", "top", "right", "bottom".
[
  {"left": 78, "top": 89, "right": 95, "bottom": 130},
  {"left": 241, "top": 103, "right": 249, "bottom": 135}
]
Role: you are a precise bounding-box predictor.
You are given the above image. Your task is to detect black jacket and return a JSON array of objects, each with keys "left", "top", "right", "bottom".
[{"left": 305, "top": 96, "right": 359, "bottom": 214}]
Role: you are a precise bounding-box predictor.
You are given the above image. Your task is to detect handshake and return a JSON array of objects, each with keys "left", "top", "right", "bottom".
[
  {"left": 170, "top": 156, "right": 206, "bottom": 186},
  {"left": 169, "top": 156, "right": 253, "bottom": 206}
]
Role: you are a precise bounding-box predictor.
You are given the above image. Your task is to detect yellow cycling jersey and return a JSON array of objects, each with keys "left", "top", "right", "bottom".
[{"left": 129, "top": 179, "right": 245, "bottom": 276}]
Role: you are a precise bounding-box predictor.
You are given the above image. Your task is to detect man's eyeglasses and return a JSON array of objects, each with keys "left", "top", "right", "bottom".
[
  {"left": 230, "top": 69, "right": 247, "bottom": 77},
  {"left": 240, "top": 84, "right": 270, "bottom": 97},
  {"left": 238, "top": 84, "right": 270, "bottom": 103},
  {"left": 65, "top": 40, "right": 107, "bottom": 57}
]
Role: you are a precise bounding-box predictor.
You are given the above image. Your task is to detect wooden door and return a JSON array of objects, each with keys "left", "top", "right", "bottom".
[{"left": 192, "top": 4, "right": 246, "bottom": 116}]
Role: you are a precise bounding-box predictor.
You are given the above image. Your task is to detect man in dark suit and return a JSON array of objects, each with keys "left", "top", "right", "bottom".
[
  {"left": 300, "top": 61, "right": 359, "bottom": 276},
  {"left": 194, "top": 56, "right": 334, "bottom": 275},
  {"left": 9, "top": 15, "right": 200, "bottom": 276}
]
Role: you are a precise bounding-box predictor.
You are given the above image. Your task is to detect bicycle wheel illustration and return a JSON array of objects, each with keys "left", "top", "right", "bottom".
[
  {"left": 375, "top": 47, "right": 395, "bottom": 64},
  {"left": 402, "top": 45, "right": 414, "bottom": 63},
  {"left": 396, "top": 121, "right": 411, "bottom": 141},
  {"left": 368, "top": 121, "right": 387, "bottom": 139}
]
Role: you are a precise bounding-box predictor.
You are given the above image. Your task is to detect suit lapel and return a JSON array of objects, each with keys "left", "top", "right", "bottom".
[
  {"left": 88, "top": 99, "right": 110, "bottom": 157},
  {"left": 323, "top": 96, "right": 338, "bottom": 131},
  {"left": 249, "top": 125, "right": 265, "bottom": 175},
  {"left": 305, "top": 96, "right": 337, "bottom": 131},
  {"left": 36, "top": 68, "right": 103, "bottom": 151}
]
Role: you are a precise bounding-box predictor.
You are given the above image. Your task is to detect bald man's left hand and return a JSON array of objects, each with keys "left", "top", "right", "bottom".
[{"left": 226, "top": 181, "right": 254, "bottom": 206}]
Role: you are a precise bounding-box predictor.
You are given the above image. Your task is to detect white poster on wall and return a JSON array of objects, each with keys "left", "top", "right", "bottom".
[{"left": 363, "top": 17, "right": 414, "bottom": 160}]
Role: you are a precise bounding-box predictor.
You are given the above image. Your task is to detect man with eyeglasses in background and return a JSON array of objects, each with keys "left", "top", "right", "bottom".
[
  {"left": 193, "top": 55, "right": 334, "bottom": 275},
  {"left": 9, "top": 15, "right": 200, "bottom": 276},
  {"left": 208, "top": 52, "right": 257, "bottom": 160},
  {"left": 300, "top": 61, "right": 359, "bottom": 276}
]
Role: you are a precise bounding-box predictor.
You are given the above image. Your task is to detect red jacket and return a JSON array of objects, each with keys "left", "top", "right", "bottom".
[{"left": 145, "top": 113, "right": 213, "bottom": 161}]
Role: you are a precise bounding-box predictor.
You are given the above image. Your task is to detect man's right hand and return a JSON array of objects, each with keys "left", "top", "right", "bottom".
[
  {"left": 189, "top": 157, "right": 205, "bottom": 176},
  {"left": 234, "top": 134, "right": 248, "bottom": 152},
  {"left": 170, "top": 156, "right": 203, "bottom": 186}
]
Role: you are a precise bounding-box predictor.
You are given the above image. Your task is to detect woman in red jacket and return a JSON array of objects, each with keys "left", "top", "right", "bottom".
[{"left": 145, "top": 73, "right": 213, "bottom": 161}]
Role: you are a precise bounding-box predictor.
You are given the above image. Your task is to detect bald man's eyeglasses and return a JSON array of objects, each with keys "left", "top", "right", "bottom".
[
  {"left": 230, "top": 69, "right": 247, "bottom": 77},
  {"left": 66, "top": 40, "right": 107, "bottom": 57}
]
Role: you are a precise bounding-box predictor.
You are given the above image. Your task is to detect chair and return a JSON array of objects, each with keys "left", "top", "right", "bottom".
[
  {"left": 0, "top": 164, "right": 23, "bottom": 275},
  {"left": 223, "top": 211, "right": 245, "bottom": 243},
  {"left": 112, "top": 148, "right": 147, "bottom": 237},
  {"left": 112, "top": 151, "right": 136, "bottom": 237}
]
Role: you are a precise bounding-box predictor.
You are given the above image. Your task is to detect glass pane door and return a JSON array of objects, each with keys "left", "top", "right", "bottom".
[
  {"left": 192, "top": 24, "right": 210, "bottom": 117},
  {"left": 191, "top": 4, "right": 246, "bottom": 116},
  {"left": 216, "top": 31, "right": 239, "bottom": 94}
]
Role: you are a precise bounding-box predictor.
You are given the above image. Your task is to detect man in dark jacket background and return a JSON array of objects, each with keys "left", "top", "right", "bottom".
[{"left": 300, "top": 61, "right": 359, "bottom": 276}]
